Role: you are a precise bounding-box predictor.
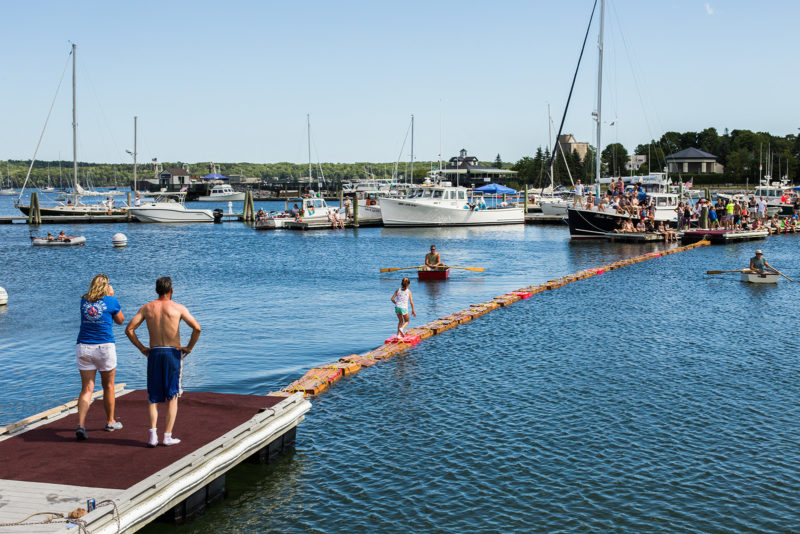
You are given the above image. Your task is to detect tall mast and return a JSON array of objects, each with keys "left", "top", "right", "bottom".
[
  {"left": 71, "top": 43, "right": 78, "bottom": 195},
  {"left": 595, "top": 0, "right": 605, "bottom": 188},
  {"left": 410, "top": 114, "right": 414, "bottom": 184},
  {"left": 547, "top": 103, "right": 554, "bottom": 189},
  {"left": 133, "top": 115, "right": 138, "bottom": 192},
  {"left": 307, "top": 114, "right": 312, "bottom": 183}
]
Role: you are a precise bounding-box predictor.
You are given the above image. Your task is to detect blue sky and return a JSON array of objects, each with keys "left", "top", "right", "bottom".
[{"left": 1, "top": 0, "right": 797, "bottom": 165}]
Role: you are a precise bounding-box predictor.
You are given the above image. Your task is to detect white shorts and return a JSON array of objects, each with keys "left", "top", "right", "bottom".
[{"left": 76, "top": 343, "right": 117, "bottom": 372}]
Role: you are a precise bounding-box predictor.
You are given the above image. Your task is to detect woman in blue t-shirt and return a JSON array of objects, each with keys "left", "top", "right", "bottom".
[{"left": 75, "top": 274, "right": 125, "bottom": 441}]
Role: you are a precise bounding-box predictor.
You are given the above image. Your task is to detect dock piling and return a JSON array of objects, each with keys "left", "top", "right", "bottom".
[
  {"left": 126, "top": 191, "right": 132, "bottom": 221},
  {"left": 353, "top": 196, "right": 359, "bottom": 227},
  {"left": 27, "top": 192, "right": 41, "bottom": 225},
  {"left": 524, "top": 185, "right": 529, "bottom": 214},
  {"left": 243, "top": 190, "right": 255, "bottom": 222}
]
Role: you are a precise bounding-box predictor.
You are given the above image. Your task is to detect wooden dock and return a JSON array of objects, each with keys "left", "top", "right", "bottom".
[
  {"left": 525, "top": 213, "right": 565, "bottom": 224},
  {"left": 0, "top": 387, "right": 310, "bottom": 532},
  {"left": 604, "top": 231, "right": 664, "bottom": 242},
  {"left": 681, "top": 228, "right": 769, "bottom": 244},
  {"left": 0, "top": 215, "right": 132, "bottom": 224}
]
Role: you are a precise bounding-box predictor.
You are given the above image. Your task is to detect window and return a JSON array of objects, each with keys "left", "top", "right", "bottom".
[
  {"left": 458, "top": 190, "right": 466, "bottom": 200},
  {"left": 433, "top": 190, "right": 443, "bottom": 199}
]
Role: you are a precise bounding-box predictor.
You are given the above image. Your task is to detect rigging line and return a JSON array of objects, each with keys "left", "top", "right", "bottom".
[
  {"left": 78, "top": 55, "right": 121, "bottom": 160},
  {"left": 394, "top": 118, "right": 412, "bottom": 181},
  {"left": 609, "top": 0, "right": 667, "bottom": 172},
  {"left": 545, "top": 0, "right": 598, "bottom": 193},
  {"left": 17, "top": 50, "right": 72, "bottom": 203}
]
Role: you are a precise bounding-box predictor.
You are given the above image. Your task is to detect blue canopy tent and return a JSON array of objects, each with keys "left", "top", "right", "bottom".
[
  {"left": 474, "top": 183, "right": 517, "bottom": 194},
  {"left": 201, "top": 173, "right": 228, "bottom": 181}
]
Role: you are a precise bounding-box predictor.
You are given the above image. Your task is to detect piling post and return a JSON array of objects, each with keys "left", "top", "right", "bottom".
[
  {"left": 339, "top": 188, "right": 344, "bottom": 214},
  {"left": 704, "top": 187, "right": 710, "bottom": 201},
  {"left": 701, "top": 205, "right": 709, "bottom": 228},
  {"left": 243, "top": 190, "right": 255, "bottom": 222},
  {"left": 524, "top": 185, "right": 529, "bottom": 214},
  {"left": 353, "top": 196, "right": 359, "bottom": 228},
  {"left": 28, "top": 192, "right": 41, "bottom": 225},
  {"left": 126, "top": 192, "right": 132, "bottom": 221}
]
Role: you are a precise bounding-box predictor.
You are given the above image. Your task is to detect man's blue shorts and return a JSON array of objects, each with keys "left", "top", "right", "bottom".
[{"left": 147, "top": 347, "right": 183, "bottom": 403}]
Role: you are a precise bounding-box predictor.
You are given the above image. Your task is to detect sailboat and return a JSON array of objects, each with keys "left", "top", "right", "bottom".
[
  {"left": 0, "top": 166, "right": 17, "bottom": 195},
  {"left": 16, "top": 44, "right": 128, "bottom": 217}
]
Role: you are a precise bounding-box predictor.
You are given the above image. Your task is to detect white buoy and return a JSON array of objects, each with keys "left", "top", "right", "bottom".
[
  {"left": 112, "top": 233, "right": 128, "bottom": 247},
  {"left": 0, "top": 287, "right": 7, "bottom": 306},
  {"left": 228, "top": 201, "right": 233, "bottom": 214}
]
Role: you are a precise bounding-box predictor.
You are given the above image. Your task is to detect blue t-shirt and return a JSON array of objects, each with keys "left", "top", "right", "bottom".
[{"left": 77, "top": 296, "right": 121, "bottom": 344}]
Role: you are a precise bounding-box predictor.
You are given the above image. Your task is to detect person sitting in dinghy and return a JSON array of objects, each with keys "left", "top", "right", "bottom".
[
  {"left": 57, "top": 231, "right": 69, "bottom": 242},
  {"left": 749, "top": 250, "right": 776, "bottom": 275}
]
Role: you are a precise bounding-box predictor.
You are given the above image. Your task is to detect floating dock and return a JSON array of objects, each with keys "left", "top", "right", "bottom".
[
  {"left": 681, "top": 228, "right": 769, "bottom": 244},
  {"left": 270, "top": 241, "right": 712, "bottom": 399},
  {"left": 0, "top": 387, "right": 310, "bottom": 532},
  {"left": 525, "top": 213, "right": 565, "bottom": 224},
  {"left": 603, "top": 231, "right": 665, "bottom": 242}
]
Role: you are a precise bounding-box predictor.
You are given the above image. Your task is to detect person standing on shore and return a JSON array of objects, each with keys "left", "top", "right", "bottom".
[
  {"left": 391, "top": 277, "right": 415, "bottom": 338},
  {"left": 75, "top": 274, "right": 125, "bottom": 441},
  {"left": 125, "top": 277, "right": 201, "bottom": 448}
]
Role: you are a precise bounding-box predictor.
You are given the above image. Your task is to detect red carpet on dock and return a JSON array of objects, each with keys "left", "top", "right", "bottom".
[{"left": 0, "top": 390, "right": 285, "bottom": 489}]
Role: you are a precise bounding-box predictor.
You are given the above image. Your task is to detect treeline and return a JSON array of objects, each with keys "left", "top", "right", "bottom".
[
  {"left": 3, "top": 128, "right": 797, "bottom": 189},
  {"left": 511, "top": 128, "right": 800, "bottom": 188},
  {"left": 0, "top": 160, "right": 436, "bottom": 188}
]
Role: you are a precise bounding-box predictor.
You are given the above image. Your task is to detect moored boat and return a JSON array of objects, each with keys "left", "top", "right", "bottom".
[
  {"left": 129, "top": 193, "right": 214, "bottom": 223},
  {"left": 379, "top": 182, "right": 523, "bottom": 227},
  {"left": 740, "top": 270, "right": 779, "bottom": 284},
  {"left": 31, "top": 236, "right": 86, "bottom": 246},
  {"left": 197, "top": 184, "right": 245, "bottom": 202},
  {"left": 254, "top": 196, "right": 339, "bottom": 229},
  {"left": 417, "top": 268, "right": 450, "bottom": 280}
]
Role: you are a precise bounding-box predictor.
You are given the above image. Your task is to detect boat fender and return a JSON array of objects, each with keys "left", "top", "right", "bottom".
[{"left": 0, "top": 286, "right": 6, "bottom": 306}]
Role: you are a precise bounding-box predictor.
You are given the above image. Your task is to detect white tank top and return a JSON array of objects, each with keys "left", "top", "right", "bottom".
[{"left": 394, "top": 288, "right": 409, "bottom": 308}]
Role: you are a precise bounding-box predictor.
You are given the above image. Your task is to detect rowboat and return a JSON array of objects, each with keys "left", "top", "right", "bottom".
[
  {"left": 740, "top": 270, "right": 779, "bottom": 284},
  {"left": 31, "top": 236, "right": 86, "bottom": 246},
  {"left": 417, "top": 268, "right": 450, "bottom": 280}
]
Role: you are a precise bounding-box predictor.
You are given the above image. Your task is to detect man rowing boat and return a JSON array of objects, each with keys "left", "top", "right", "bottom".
[
  {"left": 749, "top": 249, "right": 776, "bottom": 274},
  {"left": 424, "top": 245, "right": 444, "bottom": 271}
]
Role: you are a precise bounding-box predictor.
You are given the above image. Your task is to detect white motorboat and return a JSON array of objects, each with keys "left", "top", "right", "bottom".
[
  {"left": 740, "top": 270, "right": 779, "bottom": 284},
  {"left": 254, "top": 196, "right": 340, "bottom": 229},
  {"left": 0, "top": 188, "right": 17, "bottom": 196},
  {"left": 379, "top": 182, "right": 524, "bottom": 227},
  {"left": 31, "top": 235, "right": 86, "bottom": 246},
  {"left": 129, "top": 193, "right": 213, "bottom": 223},
  {"left": 197, "top": 184, "right": 245, "bottom": 201}
]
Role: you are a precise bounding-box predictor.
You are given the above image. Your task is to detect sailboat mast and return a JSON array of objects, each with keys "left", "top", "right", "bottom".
[
  {"left": 410, "top": 114, "right": 414, "bottom": 185},
  {"left": 133, "top": 115, "right": 138, "bottom": 192},
  {"left": 71, "top": 43, "right": 78, "bottom": 198},
  {"left": 307, "top": 114, "right": 312, "bottom": 185},
  {"left": 594, "top": 0, "right": 605, "bottom": 189}
]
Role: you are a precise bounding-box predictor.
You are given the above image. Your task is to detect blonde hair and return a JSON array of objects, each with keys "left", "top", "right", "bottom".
[{"left": 83, "top": 274, "right": 110, "bottom": 302}]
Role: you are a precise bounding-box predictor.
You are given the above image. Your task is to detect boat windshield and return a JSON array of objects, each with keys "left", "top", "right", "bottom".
[
  {"left": 432, "top": 190, "right": 443, "bottom": 199},
  {"left": 421, "top": 189, "right": 433, "bottom": 198}
]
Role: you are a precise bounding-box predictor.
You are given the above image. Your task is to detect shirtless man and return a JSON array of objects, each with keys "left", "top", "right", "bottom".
[
  {"left": 125, "top": 277, "right": 201, "bottom": 447},
  {"left": 424, "top": 245, "right": 443, "bottom": 271}
]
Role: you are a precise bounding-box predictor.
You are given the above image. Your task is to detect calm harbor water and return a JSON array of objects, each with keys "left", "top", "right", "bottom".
[{"left": 1, "top": 194, "right": 798, "bottom": 532}]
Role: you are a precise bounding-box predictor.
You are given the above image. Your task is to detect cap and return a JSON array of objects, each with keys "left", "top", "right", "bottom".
[{"left": 755, "top": 249, "right": 763, "bottom": 254}]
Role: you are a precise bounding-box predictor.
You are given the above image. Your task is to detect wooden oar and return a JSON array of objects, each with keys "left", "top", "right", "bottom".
[
  {"left": 706, "top": 269, "right": 746, "bottom": 274},
  {"left": 446, "top": 266, "right": 485, "bottom": 272},
  {"left": 380, "top": 266, "right": 422, "bottom": 273},
  {"left": 770, "top": 267, "right": 794, "bottom": 282}
]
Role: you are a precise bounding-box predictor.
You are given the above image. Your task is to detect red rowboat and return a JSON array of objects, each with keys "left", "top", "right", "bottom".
[{"left": 417, "top": 268, "right": 450, "bottom": 280}]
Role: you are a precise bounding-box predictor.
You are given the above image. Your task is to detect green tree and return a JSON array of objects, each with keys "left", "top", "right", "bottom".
[
  {"left": 601, "top": 143, "right": 628, "bottom": 177},
  {"left": 494, "top": 154, "right": 503, "bottom": 169}
]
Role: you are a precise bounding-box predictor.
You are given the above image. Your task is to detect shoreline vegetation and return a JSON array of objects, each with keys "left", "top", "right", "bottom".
[{"left": 3, "top": 127, "right": 797, "bottom": 190}]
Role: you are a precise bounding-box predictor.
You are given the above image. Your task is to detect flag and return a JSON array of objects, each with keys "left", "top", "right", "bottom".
[
  {"left": 686, "top": 177, "right": 693, "bottom": 188},
  {"left": 152, "top": 158, "right": 157, "bottom": 162}
]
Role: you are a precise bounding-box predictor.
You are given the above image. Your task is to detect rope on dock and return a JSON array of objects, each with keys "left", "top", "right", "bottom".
[
  {"left": 269, "top": 240, "right": 711, "bottom": 398},
  {"left": 0, "top": 499, "right": 120, "bottom": 533}
]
